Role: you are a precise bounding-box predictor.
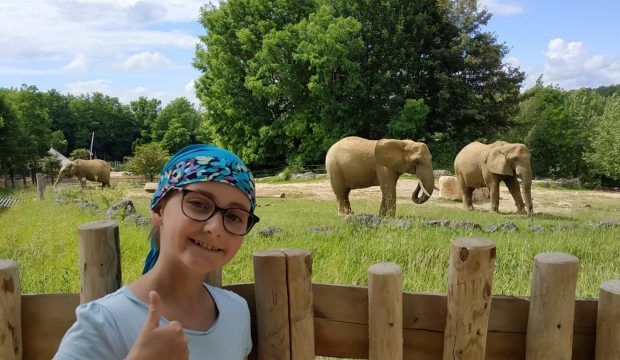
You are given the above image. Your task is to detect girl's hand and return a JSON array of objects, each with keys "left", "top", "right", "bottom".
[{"left": 126, "top": 291, "right": 189, "bottom": 360}]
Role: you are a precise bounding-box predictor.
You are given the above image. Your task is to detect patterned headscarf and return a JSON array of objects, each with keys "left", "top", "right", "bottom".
[{"left": 142, "top": 144, "right": 256, "bottom": 273}]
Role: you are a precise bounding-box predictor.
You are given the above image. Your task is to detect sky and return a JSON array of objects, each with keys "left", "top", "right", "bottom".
[{"left": 1, "top": 0, "right": 619, "bottom": 106}]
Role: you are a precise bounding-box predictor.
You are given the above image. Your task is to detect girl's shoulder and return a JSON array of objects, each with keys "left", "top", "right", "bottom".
[{"left": 204, "top": 284, "right": 250, "bottom": 310}]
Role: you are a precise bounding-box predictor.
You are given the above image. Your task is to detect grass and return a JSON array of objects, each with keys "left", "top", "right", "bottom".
[{"left": 0, "top": 183, "right": 619, "bottom": 299}]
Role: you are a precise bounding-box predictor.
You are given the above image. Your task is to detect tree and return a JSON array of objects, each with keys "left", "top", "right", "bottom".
[
  {"left": 130, "top": 97, "right": 162, "bottom": 148},
  {"left": 152, "top": 98, "right": 201, "bottom": 154},
  {"left": 586, "top": 95, "right": 620, "bottom": 181},
  {"left": 70, "top": 148, "right": 90, "bottom": 160},
  {"left": 68, "top": 93, "right": 137, "bottom": 160},
  {"left": 194, "top": 0, "right": 524, "bottom": 169},
  {"left": 387, "top": 99, "right": 429, "bottom": 139},
  {"left": 125, "top": 143, "right": 170, "bottom": 181}
]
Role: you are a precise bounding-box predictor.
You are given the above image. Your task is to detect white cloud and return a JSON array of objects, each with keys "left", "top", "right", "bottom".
[
  {"left": 0, "top": 0, "right": 200, "bottom": 60},
  {"left": 541, "top": 38, "right": 620, "bottom": 89},
  {"left": 66, "top": 79, "right": 111, "bottom": 95},
  {"left": 478, "top": 0, "right": 524, "bottom": 16},
  {"left": 64, "top": 54, "right": 88, "bottom": 72},
  {"left": 118, "top": 52, "right": 172, "bottom": 71}
]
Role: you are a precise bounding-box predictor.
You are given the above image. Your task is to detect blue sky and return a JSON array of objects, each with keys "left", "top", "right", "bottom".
[{"left": 1, "top": 0, "right": 619, "bottom": 106}]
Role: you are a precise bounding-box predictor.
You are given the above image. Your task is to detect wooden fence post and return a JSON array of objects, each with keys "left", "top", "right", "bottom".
[
  {"left": 286, "top": 249, "right": 314, "bottom": 360},
  {"left": 253, "top": 250, "right": 290, "bottom": 360},
  {"left": 525, "top": 252, "right": 579, "bottom": 359},
  {"left": 35, "top": 173, "right": 45, "bottom": 201},
  {"left": 253, "top": 249, "right": 314, "bottom": 360},
  {"left": 595, "top": 280, "right": 620, "bottom": 359},
  {"left": 443, "top": 237, "right": 496, "bottom": 360},
  {"left": 78, "top": 220, "right": 122, "bottom": 304},
  {"left": 0, "top": 260, "right": 22, "bottom": 360},
  {"left": 368, "top": 263, "right": 402, "bottom": 360}
]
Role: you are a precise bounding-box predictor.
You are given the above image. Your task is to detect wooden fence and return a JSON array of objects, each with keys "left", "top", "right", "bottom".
[{"left": 1, "top": 220, "right": 619, "bottom": 360}]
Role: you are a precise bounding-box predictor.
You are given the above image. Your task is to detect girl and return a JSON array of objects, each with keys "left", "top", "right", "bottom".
[{"left": 54, "top": 144, "right": 259, "bottom": 360}]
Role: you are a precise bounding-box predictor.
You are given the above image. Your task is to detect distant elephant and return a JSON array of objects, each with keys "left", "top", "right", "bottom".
[
  {"left": 54, "top": 159, "right": 112, "bottom": 188},
  {"left": 454, "top": 141, "right": 533, "bottom": 215},
  {"left": 325, "top": 136, "right": 434, "bottom": 217}
]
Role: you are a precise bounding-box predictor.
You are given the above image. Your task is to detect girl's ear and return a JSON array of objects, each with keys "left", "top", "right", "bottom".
[{"left": 151, "top": 206, "right": 163, "bottom": 227}]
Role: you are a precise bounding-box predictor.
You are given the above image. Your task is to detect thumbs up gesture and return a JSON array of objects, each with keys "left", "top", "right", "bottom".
[{"left": 127, "top": 291, "right": 189, "bottom": 360}]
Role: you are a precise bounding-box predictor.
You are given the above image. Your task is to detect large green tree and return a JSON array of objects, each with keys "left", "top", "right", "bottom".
[
  {"left": 130, "top": 96, "right": 162, "bottom": 148},
  {"left": 151, "top": 97, "right": 201, "bottom": 154},
  {"left": 586, "top": 95, "right": 620, "bottom": 181},
  {"left": 68, "top": 93, "right": 137, "bottom": 160},
  {"left": 194, "top": 0, "right": 524, "bottom": 168}
]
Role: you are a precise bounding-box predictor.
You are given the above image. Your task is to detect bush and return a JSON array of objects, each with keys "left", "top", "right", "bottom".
[
  {"left": 124, "top": 143, "right": 170, "bottom": 181},
  {"left": 70, "top": 148, "right": 90, "bottom": 160}
]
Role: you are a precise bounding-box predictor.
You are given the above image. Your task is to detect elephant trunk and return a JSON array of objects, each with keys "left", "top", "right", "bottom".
[
  {"left": 412, "top": 165, "right": 434, "bottom": 204},
  {"left": 521, "top": 175, "right": 533, "bottom": 215},
  {"left": 53, "top": 174, "right": 63, "bottom": 186}
]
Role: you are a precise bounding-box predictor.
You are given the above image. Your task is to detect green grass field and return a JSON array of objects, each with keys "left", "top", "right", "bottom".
[{"left": 1, "top": 183, "right": 619, "bottom": 299}]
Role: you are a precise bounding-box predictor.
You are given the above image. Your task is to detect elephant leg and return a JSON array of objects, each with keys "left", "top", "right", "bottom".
[
  {"left": 379, "top": 184, "right": 396, "bottom": 217},
  {"left": 456, "top": 176, "right": 474, "bottom": 211},
  {"left": 335, "top": 188, "right": 351, "bottom": 216},
  {"left": 489, "top": 182, "right": 501, "bottom": 213},
  {"left": 504, "top": 177, "right": 526, "bottom": 214}
]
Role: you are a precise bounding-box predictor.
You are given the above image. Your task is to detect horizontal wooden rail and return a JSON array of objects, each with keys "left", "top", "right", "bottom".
[{"left": 20, "top": 284, "right": 597, "bottom": 360}]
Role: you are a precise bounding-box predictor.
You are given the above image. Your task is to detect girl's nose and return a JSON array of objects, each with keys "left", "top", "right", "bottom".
[{"left": 202, "top": 210, "right": 227, "bottom": 236}]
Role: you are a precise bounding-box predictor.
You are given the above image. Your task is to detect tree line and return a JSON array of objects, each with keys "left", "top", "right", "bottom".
[{"left": 1, "top": 0, "right": 619, "bottom": 185}]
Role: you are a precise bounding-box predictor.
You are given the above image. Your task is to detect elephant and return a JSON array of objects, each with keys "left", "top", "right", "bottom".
[
  {"left": 54, "top": 159, "right": 112, "bottom": 188},
  {"left": 325, "top": 136, "right": 434, "bottom": 217},
  {"left": 454, "top": 141, "right": 533, "bottom": 215}
]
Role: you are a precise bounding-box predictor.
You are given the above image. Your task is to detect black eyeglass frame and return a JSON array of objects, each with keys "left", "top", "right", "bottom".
[{"left": 170, "top": 187, "right": 259, "bottom": 236}]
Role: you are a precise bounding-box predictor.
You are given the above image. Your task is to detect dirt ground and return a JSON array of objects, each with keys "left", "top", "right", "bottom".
[
  {"left": 254, "top": 178, "right": 620, "bottom": 215},
  {"left": 118, "top": 169, "right": 620, "bottom": 215}
]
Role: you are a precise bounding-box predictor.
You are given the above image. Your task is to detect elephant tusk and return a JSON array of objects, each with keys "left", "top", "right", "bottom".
[{"left": 419, "top": 182, "right": 432, "bottom": 198}]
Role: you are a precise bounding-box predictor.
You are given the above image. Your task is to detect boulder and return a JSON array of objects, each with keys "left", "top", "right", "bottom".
[
  {"left": 144, "top": 182, "right": 158, "bottom": 193},
  {"left": 438, "top": 176, "right": 462, "bottom": 201},
  {"left": 438, "top": 176, "right": 490, "bottom": 203}
]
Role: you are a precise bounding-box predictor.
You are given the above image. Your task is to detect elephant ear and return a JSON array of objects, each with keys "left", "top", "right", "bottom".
[
  {"left": 375, "top": 139, "right": 419, "bottom": 173},
  {"left": 486, "top": 146, "right": 513, "bottom": 176}
]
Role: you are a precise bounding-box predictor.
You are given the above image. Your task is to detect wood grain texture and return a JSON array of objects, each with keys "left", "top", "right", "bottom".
[
  {"left": 77, "top": 220, "right": 121, "bottom": 304},
  {"left": 526, "top": 252, "right": 579, "bottom": 360},
  {"left": 0, "top": 260, "right": 21, "bottom": 360},
  {"left": 595, "top": 280, "right": 620, "bottom": 359},
  {"left": 368, "top": 263, "right": 402, "bottom": 360},
  {"left": 443, "top": 237, "right": 496, "bottom": 360}
]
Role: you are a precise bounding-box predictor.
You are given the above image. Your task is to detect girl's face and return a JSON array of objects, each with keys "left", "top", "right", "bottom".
[{"left": 152, "top": 181, "right": 251, "bottom": 275}]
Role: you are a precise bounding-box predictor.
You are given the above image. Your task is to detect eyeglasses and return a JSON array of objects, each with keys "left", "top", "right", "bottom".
[{"left": 171, "top": 188, "right": 259, "bottom": 236}]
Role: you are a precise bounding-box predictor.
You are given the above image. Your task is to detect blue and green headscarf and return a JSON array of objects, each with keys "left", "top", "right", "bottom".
[{"left": 142, "top": 144, "right": 256, "bottom": 273}]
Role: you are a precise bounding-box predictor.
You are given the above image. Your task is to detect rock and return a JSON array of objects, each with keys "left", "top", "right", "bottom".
[
  {"left": 433, "top": 169, "right": 452, "bottom": 177},
  {"left": 597, "top": 220, "right": 620, "bottom": 228},
  {"left": 483, "top": 221, "right": 518, "bottom": 233},
  {"left": 106, "top": 199, "right": 136, "bottom": 219},
  {"left": 125, "top": 214, "right": 152, "bottom": 226},
  {"left": 438, "top": 176, "right": 489, "bottom": 203},
  {"left": 449, "top": 220, "right": 481, "bottom": 229},
  {"left": 344, "top": 214, "right": 383, "bottom": 228},
  {"left": 529, "top": 225, "right": 545, "bottom": 233},
  {"left": 290, "top": 172, "right": 317, "bottom": 180},
  {"left": 258, "top": 226, "right": 282, "bottom": 237},
  {"left": 425, "top": 219, "right": 450, "bottom": 227},
  {"left": 438, "top": 176, "right": 462, "bottom": 201},
  {"left": 144, "top": 182, "right": 158, "bottom": 193},
  {"left": 388, "top": 219, "right": 412, "bottom": 229}
]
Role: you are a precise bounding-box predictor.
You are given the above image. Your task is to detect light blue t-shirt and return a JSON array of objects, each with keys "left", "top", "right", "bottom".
[{"left": 54, "top": 284, "right": 252, "bottom": 360}]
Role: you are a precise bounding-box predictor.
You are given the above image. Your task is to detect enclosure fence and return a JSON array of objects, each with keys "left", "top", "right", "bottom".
[{"left": 1, "top": 220, "right": 619, "bottom": 360}]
